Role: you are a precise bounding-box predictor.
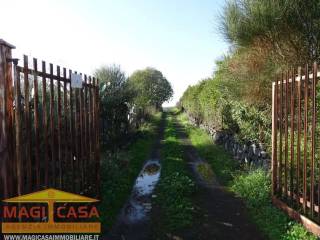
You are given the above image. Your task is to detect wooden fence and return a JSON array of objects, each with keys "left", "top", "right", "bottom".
[
  {"left": 0, "top": 39, "right": 100, "bottom": 199},
  {"left": 272, "top": 63, "right": 320, "bottom": 236}
]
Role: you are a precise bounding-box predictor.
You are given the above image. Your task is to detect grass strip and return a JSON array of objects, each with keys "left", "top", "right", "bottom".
[
  {"left": 177, "top": 111, "right": 317, "bottom": 240},
  {"left": 152, "top": 112, "right": 196, "bottom": 237}
]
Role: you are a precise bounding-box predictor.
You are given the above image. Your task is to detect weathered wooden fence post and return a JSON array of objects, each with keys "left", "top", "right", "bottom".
[{"left": 0, "top": 39, "right": 15, "bottom": 199}]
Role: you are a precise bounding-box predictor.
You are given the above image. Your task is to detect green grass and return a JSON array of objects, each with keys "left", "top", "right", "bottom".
[
  {"left": 177, "top": 111, "right": 317, "bottom": 240},
  {"left": 177, "top": 112, "right": 236, "bottom": 184},
  {"left": 99, "top": 112, "right": 162, "bottom": 231},
  {"left": 152, "top": 112, "right": 196, "bottom": 236},
  {"left": 196, "top": 162, "right": 215, "bottom": 182}
]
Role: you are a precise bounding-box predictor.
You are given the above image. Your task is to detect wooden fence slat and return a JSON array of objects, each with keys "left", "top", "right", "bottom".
[
  {"left": 95, "top": 78, "right": 100, "bottom": 197},
  {"left": 79, "top": 73, "right": 84, "bottom": 191},
  {"left": 74, "top": 71, "right": 80, "bottom": 192},
  {"left": 49, "top": 63, "right": 55, "bottom": 187},
  {"left": 63, "top": 67, "right": 67, "bottom": 189},
  {"left": 69, "top": 69, "right": 75, "bottom": 192},
  {"left": 92, "top": 77, "right": 97, "bottom": 194},
  {"left": 88, "top": 76, "right": 93, "bottom": 189},
  {"left": 14, "top": 63, "right": 22, "bottom": 195},
  {"left": 24, "top": 55, "right": 32, "bottom": 192},
  {"left": 42, "top": 61, "right": 48, "bottom": 188},
  {"left": 33, "top": 58, "right": 40, "bottom": 189},
  {"left": 57, "top": 66, "right": 62, "bottom": 188},
  {"left": 84, "top": 74, "right": 88, "bottom": 188}
]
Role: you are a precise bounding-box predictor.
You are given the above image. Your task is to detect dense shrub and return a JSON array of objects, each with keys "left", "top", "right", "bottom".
[
  {"left": 180, "top": 0, "right": 320, "bottom": 148},
  {"left": 96, "top": 65, "right": 173, "bottom": 151},
  {"left": 227, "top": 101, "right": 271, "bottom": 145},
  {"left": 179, "top": 77, "right": 272, "bottom": 147},
  {"left": 96, "top": 65, "right": 134, "bottom": 150}
]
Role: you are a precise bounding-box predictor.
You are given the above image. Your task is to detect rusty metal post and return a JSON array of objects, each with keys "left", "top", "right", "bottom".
[
  {"left": 310, "top": 62, "right": 317, "bottom": 218},
  {"left": 296, "top": 67, "right": 302, "bottom": 207},
  {"left": 290, "top": 69, "right": 295, "bottom": 204},
  {"left": 303, "top": 64, "right": 309, "bottom": 214},
  {"left": 0, "top": 39, "right": 15, "bottom": 199},
  {"left": 272, "top": 82, "right": 278, "bottom": 196},
  {"left": 279, "top": 73, "right": 284, "bottom": 196},
  {"left": 95, "top": 79, "right": 100, "bottom": 198}
]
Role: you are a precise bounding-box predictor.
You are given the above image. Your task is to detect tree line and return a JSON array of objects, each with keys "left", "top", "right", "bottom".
[
  {"left": 179, "top": 0, "right": 320, "bottom": 148},
  {"left": 95, "top": 65, "right": 173, "bottom": 151}
]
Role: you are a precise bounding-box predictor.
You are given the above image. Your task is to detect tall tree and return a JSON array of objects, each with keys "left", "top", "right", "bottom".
[
  {"left": 221, "top": 0, "right": 320, "bottom": 65},
  {"left": 95, "top": 65, "right": 134, "bottom": 150},
  {"left": 129, "top": 67, "right": 173, "bottom": 110}
]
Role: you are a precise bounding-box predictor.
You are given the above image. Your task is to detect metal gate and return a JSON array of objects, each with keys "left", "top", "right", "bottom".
[
  {"left": 0, "top": 40, "right": 100, "bottom": 199},
  {"left": 272, "top": 63, "right": 320, "bottom": 235}
]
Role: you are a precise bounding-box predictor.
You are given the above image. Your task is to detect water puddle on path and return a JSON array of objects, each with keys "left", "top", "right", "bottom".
[{"left": 118, "top": 159, "right": 161, "bottom": 225}]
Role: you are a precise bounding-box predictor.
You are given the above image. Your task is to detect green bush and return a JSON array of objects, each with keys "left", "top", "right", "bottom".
[
  {"left": 179, "top": 76, "right": 272, "bottom": 148},
  {"left": 227, "top": 101, "right": 271, "bottom": 145},
  {"left": 231, "top": 169, "right": 271, "bottom": 207}
]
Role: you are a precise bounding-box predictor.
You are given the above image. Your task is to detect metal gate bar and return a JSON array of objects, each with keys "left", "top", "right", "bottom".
[{"left": 272, "top": 62, "right": 320, "bottom": 236}]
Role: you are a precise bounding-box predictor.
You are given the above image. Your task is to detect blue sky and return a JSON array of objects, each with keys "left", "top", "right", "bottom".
[{"left": 0, "top": 0, "right": 229, "bottom": 105}]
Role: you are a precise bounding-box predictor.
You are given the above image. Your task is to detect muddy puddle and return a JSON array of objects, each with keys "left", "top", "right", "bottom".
[{"left": 117, "top": 159, "right": 161, "bottom": 225}]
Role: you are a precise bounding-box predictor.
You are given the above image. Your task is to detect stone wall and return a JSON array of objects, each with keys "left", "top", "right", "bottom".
[{"left": 188, "top": 115, "right": 271, "bottom": 170}]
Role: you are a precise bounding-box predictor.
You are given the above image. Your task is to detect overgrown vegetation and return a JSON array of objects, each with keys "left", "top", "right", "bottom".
[
  {"left": 179, "top": 0, "right": 320, "bottom": 148},
  {"left": 100, "top": 112, "right": 162, "bottom": 229},
  {"left": 179, "top": 63, "right": 272, "bottom": 146},
  {"left": 95, "top": 65, "right": 135, "bottom": 151},
  {"left": 96, "top": 65, "right": 173, "bottom": 151},
  {"left": 178, "top": 111, "right": 316, "bottom": 240},
  {"left": 152, "top": 113, "right": 196, "bottom": 236},
  {"left": 231, "top": 170, "right": 316, "bottom": 240}
]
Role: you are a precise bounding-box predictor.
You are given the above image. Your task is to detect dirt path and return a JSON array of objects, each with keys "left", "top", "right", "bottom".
[
  {"left": 103, "top": 112, "right": 265, "bottom": 240},
  {"left": 172, "top": 114, "right": 266, "bottom": 240},
  {"left": 104, "top": 113, "right": 166, "bottom": 240}
]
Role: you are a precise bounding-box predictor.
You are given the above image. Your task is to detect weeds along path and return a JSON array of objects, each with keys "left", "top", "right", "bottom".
[
  {"left": 106, "top": 112, "right": 167, "bottom": 240},
  {"left": 172, "top": 112, "right": 266, "bottom": 240}
]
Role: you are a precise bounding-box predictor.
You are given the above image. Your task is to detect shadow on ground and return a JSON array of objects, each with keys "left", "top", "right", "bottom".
[{"left": 170, "top": 113, "right": 266, "bottom": 240}]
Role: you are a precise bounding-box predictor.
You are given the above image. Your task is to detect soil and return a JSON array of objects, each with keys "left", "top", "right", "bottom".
[
  {"left": 102, "top": 113, "right": 166, "bottom": 240},
  {"left": 170, "top": 114, "right": 266, "bottom": 240},
  {"left": 103, "top": 112, "right": 266, "bottom": 240}
]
